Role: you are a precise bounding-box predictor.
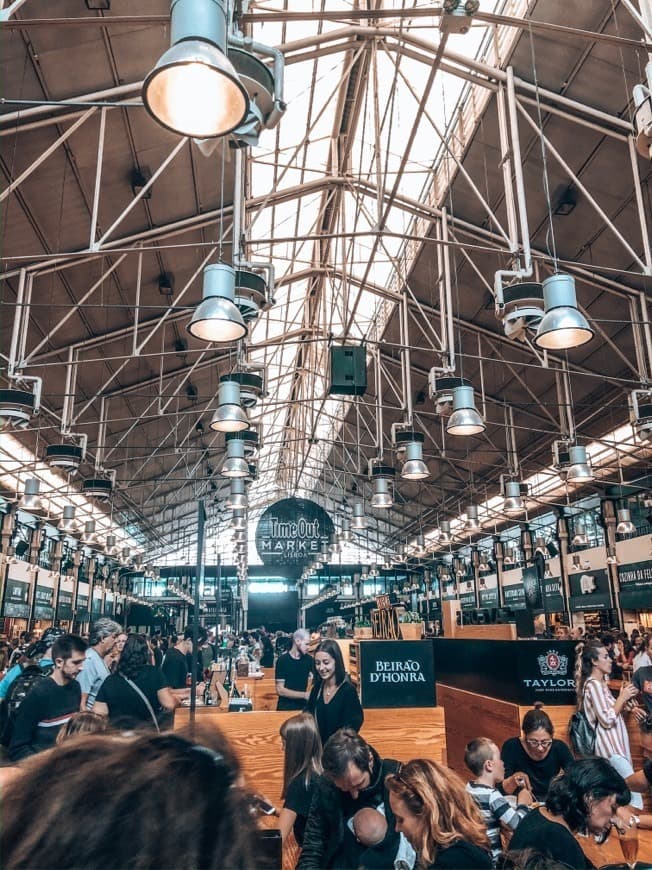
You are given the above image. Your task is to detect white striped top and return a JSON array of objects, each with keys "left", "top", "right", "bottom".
[{"left": 583, "top": 676, "right": 632, "bottom": 762}]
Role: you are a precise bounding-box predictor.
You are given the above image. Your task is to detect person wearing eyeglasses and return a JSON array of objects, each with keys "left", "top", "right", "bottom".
[{"left": 500, "top": 705, "right": 574, "bottom": 803}]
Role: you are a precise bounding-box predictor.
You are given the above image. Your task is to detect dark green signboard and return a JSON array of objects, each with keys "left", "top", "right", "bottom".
[
  {"left": 479, "top": 584, "right": 499, "bottom": 608},
  {"left": 76, "top": 593, "right": 89, "bottom": 621},
  {"left": 255, "top": 498, "right": 334, "bottom": 576},
  {"left": 618, "top": 560, "right": 652, "bottom": 609},
  {"left": 91, "top": 591, "right": 103, "bottom": 615},
  {"left": 459, "top": 580, "right": 476, "bottom": 610},
  {"left": 2, "top": 578, "right": 30, "bottom": 618},
  {"left": 104, "top": 595, "right": 114, "bottom": 616},
  {"left": 34, "top": 585, "right": 54, "bottom": 620},
  {"left": 57, "top": 589, "right": 74, "bottom": 620},
  {"left": 541, "top": 576, "right": 565, "bottom": 612},
  {"left": 503, "top": 583, "right": 526, "bottom": 610},
  {"left": 569, "top": 568, "right": 611, "bottom": 612}
]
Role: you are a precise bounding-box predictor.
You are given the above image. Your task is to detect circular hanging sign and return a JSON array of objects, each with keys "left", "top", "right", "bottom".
[{"left": 255, "top": 498, "right": 334, "bottom": 575}]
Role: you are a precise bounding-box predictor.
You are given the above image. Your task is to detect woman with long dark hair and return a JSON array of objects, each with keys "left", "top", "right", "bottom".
[
  {"left": 94, "top": 633, "right": 178, "bottom": 730},
  {"left": 510, "top": 757, "right": 631, "bottom": 866},
  {"left": 385, "top": 758, "right": 492, "bottom": 868},
  {"left": 305, "top": 638, "right": 363, "bottom": 746},
  {"left": 278, "top": 712, "right": 323, "bottom": 845}
]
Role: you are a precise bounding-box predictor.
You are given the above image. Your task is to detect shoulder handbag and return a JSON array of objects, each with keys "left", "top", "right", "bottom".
[
  {"left": 120, "top": 674, "right": 160, "bottom": 733},
  {"left": 568, "top": 681, "right": 596, "bottom": 758}
]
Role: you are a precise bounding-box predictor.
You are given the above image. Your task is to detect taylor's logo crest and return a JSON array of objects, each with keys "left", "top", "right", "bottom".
[{"left": 538, "top": 650, "right": 568, "bottom": 676}]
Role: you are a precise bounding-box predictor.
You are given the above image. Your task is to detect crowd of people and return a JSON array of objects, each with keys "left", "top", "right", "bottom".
[{"left": 0, "top": 621, "right": 651, "bottom": 868}]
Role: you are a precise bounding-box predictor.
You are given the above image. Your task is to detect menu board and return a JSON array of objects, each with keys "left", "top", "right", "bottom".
[
  {"left": 503, "top": 583, "right": 526, "bottom": 610},
  {"left": 57, "top": 589, "right": 74, "bottom": 620},
  {"left": 569, "top": 568, "right": 612, "bottom": 612},
  {"left": 2, "top": 579, "right": 31, "bottom": 618},
  {"left": 34, "top": 585, "right": 54, "bottom": 620},
  {"left": 618, "top": 560, "right": 652, "bottom": 609},
  {"left": 459, "top": 580, "right": 476, "bottom": 610}
]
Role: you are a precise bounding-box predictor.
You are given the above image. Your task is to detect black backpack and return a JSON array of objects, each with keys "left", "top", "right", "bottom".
[{"left": 0, "top": 663, "right": 54, "bottom": 746}]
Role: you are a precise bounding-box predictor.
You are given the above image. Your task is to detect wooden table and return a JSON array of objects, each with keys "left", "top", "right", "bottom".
[{"left": 580, "top": 825, "right": 652, "bottom": 867}]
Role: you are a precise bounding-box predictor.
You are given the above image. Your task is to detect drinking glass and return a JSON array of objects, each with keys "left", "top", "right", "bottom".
[{"left": 617, "top": 821, "right": 639, "bottom": 870}]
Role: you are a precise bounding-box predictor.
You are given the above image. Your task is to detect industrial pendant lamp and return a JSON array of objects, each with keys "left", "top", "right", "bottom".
[
  {"left": 446, "top": 385, "right": 485, "bottom": 436},
  {"left": 616, "top": 508, "right": 636, "bottom": 535},
  {"left": 220, "top": 434, "right": 249, "bottom": 477},
  {"left": 400, "top": 434, "right": 429, "bottom": 481},
  {"left": 465, "top": 504, "right": 480, "bottom": 531},
  {"left": 371, "top": 477, "right": 393, "bottom": 509},
  {"left": 534, "top": 273, "right": 594, "bottom": 350},
  {"left": 82, "top": 520, "right": 102, "bottom": 550},
  {"left": 571, "top": 521, "right": 588, "bottom": 547},
  {"left": 227, "top": 478, "right": 247, "bottom": 509},
  {"left": 503, "top": 480, "right": 524, "bottom": 514},
  {"left": 19, "top": 478, "right": 47, "bottom": 517},
  {"left": 351, "top": 500, "right": 367, "bottom": 530},
  {"left": 231, "top": 509, "right": 246, "bottom": 531},
  {"left": 438, "top": 520, "right": 451, "bottom": 543},
  {"left": 566, "top": 444, "right": 593, "bottom": 483},
  {"left": 340, "top": 517, "right": 352, "bottom": 543},
  {"left": 209, "top": 377, "right": 248, "bottom": 432},
  {"left": 142, "top": 0, "right": 249, "bottom": 138},
  {"left": 58, "top": 505, "right": 80, "bottom": 535},
  {"left": 187, "top": 263, "right": 247, "bottom": 343}
]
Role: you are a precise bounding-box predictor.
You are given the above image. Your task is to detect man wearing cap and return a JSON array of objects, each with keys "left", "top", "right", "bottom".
[{"left": 77, "top": 618, "right": 121, "bottom": 710}]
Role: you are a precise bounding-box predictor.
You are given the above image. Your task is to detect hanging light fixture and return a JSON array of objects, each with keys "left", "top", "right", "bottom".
[
  {"left": 105, "top": 534, "right": 119, "bottom": 557},
  {"left": 571, "top": 520, "right": 588, "bottom": 547},
  {"left": 58, "top": 505, "right": 80, "bottom": 535},
  {"left": 220, "top": 437, "right": 249, "bottom": 478},
  {"left": 187, "top": 263, "right": 247, "bottom": 343},
  {"left": 535, "top": 536, "right": 547, "bottom": 555},
  {"left": 401, "top": 435, "right": 429, "bottom": 480},
  {"left": 82, "top": 521, "right": 103, "bottom": 550},
  {"left": 534, "top": 273, "right": 594, "bottom": 350},
  {"left": 142, "top": 0, "right": 248, "bottom": 138},
  {"left": 465, "top": 504, "right": 481, "bottom": 531},
  {"left": 371, "top": 477, "right": 393, "bottom": 509},
  {"left": 446, "top": 385, "right": 485, "bottom": 436},
  {"left": 616, "top": 508, "right": 636, "bottom": 535},
  {"left": 19, "top": 478, "right": 47, "bottom": 517},
  {"left": 209, "top": 376, "right": 249, "bottom": 432},
  {"left": 351, "top": 500, "right": 367, "bottom": 530},
  {"left": 414, "top": 533, "right": 426, "bottom": 557},
  {"left": 503, "top": 546, "right": 516, "bottom": 566},
  {"left": 566, "top": 444, "right": 593, "bottom": 483},
  {"left": 231, "top": 509, "right": 246, "bottom": 531},
  {"left": 438, "top": 520, "right": 451, "bottom": 543},
  {"left": 227, "top": 478, "right": 247, "bottom": 509},
  {"left": 503, "top": 480, "right": 524, "bottom": 514},
  {"left": 340, "top": 517, "right": 351, "bottom": 543}
]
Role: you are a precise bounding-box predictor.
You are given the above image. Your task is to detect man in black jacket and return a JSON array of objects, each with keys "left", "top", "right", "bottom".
[{"left": 298, "top": 728, "right": 400, "bottom": 869}]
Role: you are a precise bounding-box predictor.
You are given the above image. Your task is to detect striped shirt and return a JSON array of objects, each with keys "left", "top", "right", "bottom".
[
  {"left": 466, "top": 781, "right": 529, "bottom": 863},
  {"left": 583, "top": 676, "right": 632, "bottom": 763}
]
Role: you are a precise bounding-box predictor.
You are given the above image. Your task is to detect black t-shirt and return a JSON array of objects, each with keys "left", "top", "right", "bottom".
[
  {"left": 427, "top": 840, "right": 492, "bottom": 869},
  {"left": 644, "top": 758, "right": 652, "bottom": 786},
  {"left": 306, "top": 679, "right": 364, "bottom": 746},
  {"left": 96, "top": 666, "right": 168, "bottom": 729},
  {"left": 275, "top": 652, "right": 313, "bottom": 711},
  {"left": 509, "top": 809, "right": 592, "bottom": 869},
  {"left": 284, "top": 772, "right": 318, "bottom": 846},
  {"left": 501, "top": 737, "right": 574, "bottom": 802},
  {"left": 633, "top": 665, "right": 652, "bottom": 715},
  {"left": 161, "top": 647, "right": 188, "bottom": 689}
]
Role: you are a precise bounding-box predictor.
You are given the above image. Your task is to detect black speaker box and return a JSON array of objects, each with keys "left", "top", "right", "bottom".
[
  {"left": 514, "top": 609, "right": 535, "bottom": 638},
  {"left": 328, "top": 345, "right": 367, "bottom": 396}
]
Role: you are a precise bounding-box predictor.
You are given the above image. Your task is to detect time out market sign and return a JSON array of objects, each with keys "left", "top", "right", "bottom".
[{"left": 255, "top": 498, "right": 334, "bottom": 574}]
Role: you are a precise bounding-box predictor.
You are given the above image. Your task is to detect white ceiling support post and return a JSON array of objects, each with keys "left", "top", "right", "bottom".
[
  {"left": 620, "top": 0, "right": 652, "bottom": 42},
  {"left": 89, "top": 107, "right": 107, "bottom": 250},
  {"left": 0, "top": 0, "right": 30, "bottom": 23},
  {"left": 93, "top": 137, "right": 188, "bottom": 250},
  {"left": 0, "top": 107, "right": 96, "bottom": 204},
  {"left": 7, "top": 268, "right": 27, "bottom": 378},
  {"left": 439, "top": 209, "right": 455, "bottom": 374}
]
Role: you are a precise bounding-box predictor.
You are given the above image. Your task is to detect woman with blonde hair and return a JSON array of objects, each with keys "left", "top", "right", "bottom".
[
  {"left": 278, "top": 712, "right": 323, "bottom": 844},
  {"left": 385, "top": 759, "right": 492, "bottom": 868}
]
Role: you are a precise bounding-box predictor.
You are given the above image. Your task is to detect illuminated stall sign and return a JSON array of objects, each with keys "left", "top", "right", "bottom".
[
  {"left": 255, "top": 498, "right": 334, "bottom": 576},
  {"left": 569, "top": 568, "right": 611, "bottom": 612},
  {"left": 618, "top": 560, "right": 652, "bottom": 609},
  {"left": 2, "top": 579, "right": 30, "bottom": 618},
  {"left": 34, "top": 585, "right": 54, "bottom": 620}
]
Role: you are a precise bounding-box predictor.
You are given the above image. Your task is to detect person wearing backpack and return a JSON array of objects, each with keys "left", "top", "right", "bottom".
[
  {"left": 0, "top": 627, "right": 65, "bottom": 702},
  {"left": 8, "top": 634, "right": 87, "bottom": 761}
]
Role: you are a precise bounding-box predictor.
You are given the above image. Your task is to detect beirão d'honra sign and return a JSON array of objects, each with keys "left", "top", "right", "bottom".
[{"left": 255, "top": 497, "right": 335, "bottom": 573}]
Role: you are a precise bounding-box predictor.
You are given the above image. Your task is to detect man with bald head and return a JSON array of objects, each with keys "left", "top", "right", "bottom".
[{"left": 275, "top": 629, "right": 313, "bottom": 711}]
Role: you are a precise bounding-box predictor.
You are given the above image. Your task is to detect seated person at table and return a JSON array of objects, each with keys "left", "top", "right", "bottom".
[
  {"left": 501, "top": 705, "right": 574, "bottom": 802},
  {"left": 625, "top": 717, "right": 652, "bottom": 830},
  {"left": 465, "top": 738, "right": 532, "bottom": 863},
  {"left": 509, "top": 758, "right": 630, "bottom": 868},
  {"left": 633, "top": 647, "right": 652, "bottom": 716}
]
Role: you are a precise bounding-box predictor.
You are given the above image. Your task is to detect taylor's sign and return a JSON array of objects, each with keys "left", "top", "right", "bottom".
[
  {"left": 618, "top": 560, "right": 652, "bottom": 609},
  {"left": 255, "top": 498, "right": 334, "bottom": 574},
  {"left": 569, "top": 568, "right": 611, "bottom": 612},
  {"left": 359, "top": 640, "right": 435, "bottom": 707},
  {"left": 520, "top": 646, "right": 576, "bottom": 702}
]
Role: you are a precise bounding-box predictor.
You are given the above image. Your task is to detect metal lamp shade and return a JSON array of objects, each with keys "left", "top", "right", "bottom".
[
  {"left": 415, "top": 533, "right": 426, "bottom": 556},
  {"left": 232, "top": 510, "right": 246, "bottom": 530},
  {"left": 572, "top": 521, "right": 588, "bottom": 546},
  {"left": 227, "top": 479, "right": 247, "bottom": 509},
  {"left": 566, "top": 444, "right": 593, "bottom": 483},
  {"left": 616, "top": 508, "right": 635, "bottom": 535},
  {"left": 58, "top": 504, "right": 80, "bottom": 535},
  {"left": 534, "top": 273, "right": 593, "bottom": 350},
  {"left": 446, "top": 385, "right": 485, "bottom": 436},
  {"left": 438, "top": 520, "right": 451, "bottom": 542},
  {"left": 351, "top": 500, "right": 367, "bottom": 529},
  {"left": 401, "top": 441, "right": 429, "bottom": 480},
  {"left": 20, "top": 478, "right": 47, "bottom": 516},
  {"left": 371, "top": 477, "right": 392, "bottom": 509},
  {"left": 210, "top": 379, "right": 248, "bottom": 432},
  {"left": 143, "top": 2, "right": 248, "bottom": 139},
  {"left": 503, "top": 480, "right": 524, "bottom": 514},
  {"left": 340, "top": 518, "right": 351, "bottom": 542},
  {"left": 220, "top": 437, "right": 249, "bottom": 477},
  {"left": 187, "top": 264, "right": 247, "bottom": 343},
  {"left": 465, "top": 504, "right": 480, "bottom": 530}
]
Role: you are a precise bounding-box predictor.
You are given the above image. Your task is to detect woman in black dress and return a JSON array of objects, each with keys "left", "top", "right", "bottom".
[
  {"left": 278, "top": 712, "right": 323, "bottom": 846},
  {"left": 305, "top": 639, "right": 363, "bottom": 746},
  {"left": 385, "top": 759, "right": 492, "bottom": 868},
  {"left": 510, "top": 757, "right": 631, "bottom": 868}
]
